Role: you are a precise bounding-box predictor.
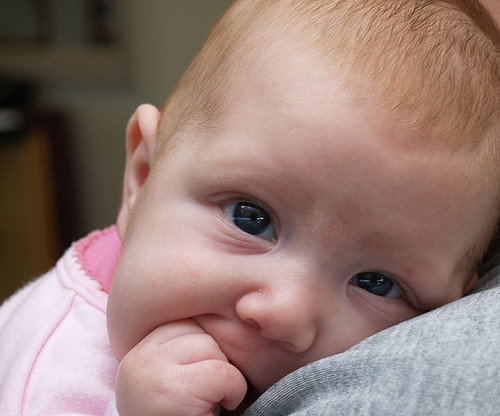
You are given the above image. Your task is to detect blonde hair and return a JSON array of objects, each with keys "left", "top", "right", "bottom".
[
  {"left": 156, "top": 0, "right": 499, "bottom": 272},
  {"left": 157, "top": 0, "right": 499, "bottom": 152}
]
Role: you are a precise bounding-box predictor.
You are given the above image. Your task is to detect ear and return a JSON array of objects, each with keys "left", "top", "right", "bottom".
[
  {"left": 116, "top": 104, "right": 160, "bottom": 239},
  {"left": 463, "top": 272, "right": 479, "bottom": 296}
]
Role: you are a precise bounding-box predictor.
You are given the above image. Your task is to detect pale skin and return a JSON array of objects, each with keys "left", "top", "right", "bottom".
[
  {"left": 107, "top": 40, "right": 492, "bottom": 415},
  {"left": 481, "top": 0, "right": 500, "bottom": 24}
]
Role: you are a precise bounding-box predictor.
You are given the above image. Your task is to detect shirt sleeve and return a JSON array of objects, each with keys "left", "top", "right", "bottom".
[{"left": 0, "top": 265, "right": 118, "bottom": 415}]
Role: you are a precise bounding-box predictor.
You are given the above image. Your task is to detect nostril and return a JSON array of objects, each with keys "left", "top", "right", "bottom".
[
  {"left": 245, "top": 318, "right": 260, "bottom": 328},
  {"left": 275, "top": 339, "right": 304, "bottom": 353}
]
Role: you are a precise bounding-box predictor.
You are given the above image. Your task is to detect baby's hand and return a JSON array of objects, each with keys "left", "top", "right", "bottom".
[{"left": 115, "top": 319, "right": 247, "bottom": 416}]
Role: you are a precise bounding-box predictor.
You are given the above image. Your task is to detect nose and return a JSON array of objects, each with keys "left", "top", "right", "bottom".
[{"left": 235, "top": 285, "right": 318, "bottom": 353}]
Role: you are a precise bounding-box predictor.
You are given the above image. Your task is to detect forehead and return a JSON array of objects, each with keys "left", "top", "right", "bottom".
[
  {"left": 170, "top": 40, "right": 490, "bottom": 217},
  {"left": 155, "top": 49, "right": 495, "bottom": 297},
  {"left": 193, "top": 73, "right": 480, "bottom": 218}
]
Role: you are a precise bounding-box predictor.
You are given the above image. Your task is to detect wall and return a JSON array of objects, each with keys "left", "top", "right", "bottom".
[
  {"left": 0, "top": 1, "right": 231, "bottom": 297},
  {"left": 1, "top": 0, "right": 231, "bottom": 239},
  {"left": 122, "top": 0, "right": 232, "bottom": 106}
]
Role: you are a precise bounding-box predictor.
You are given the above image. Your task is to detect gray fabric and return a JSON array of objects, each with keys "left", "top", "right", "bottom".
[{"left": 244, "top": 264, "right": 500, "bottom": 416}]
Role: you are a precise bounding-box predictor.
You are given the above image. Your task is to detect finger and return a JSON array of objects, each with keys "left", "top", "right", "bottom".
[
  {"left": 180, "top": 360, "right": 248, "bottom": 411},
  {"left": 144, "top": 319, "right": 206, "bottom": 345},
  {"left": 160, "top": 332, "right": 229, "bottom": 364}
]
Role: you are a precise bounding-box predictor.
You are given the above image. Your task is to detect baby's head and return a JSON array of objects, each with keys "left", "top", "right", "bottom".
[{"left": 108, "top": 0, "right": 499, "bottom": 396}]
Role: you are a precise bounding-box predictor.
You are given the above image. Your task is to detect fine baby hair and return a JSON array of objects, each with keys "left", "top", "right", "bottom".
[{"left": 160, "top": 0, "right": 499, "bottom": 147}]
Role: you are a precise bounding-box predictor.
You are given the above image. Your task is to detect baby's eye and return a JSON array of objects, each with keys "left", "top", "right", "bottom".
[
  {"left": 349, "top": 272, "right": 402, "bottom": 298},
  {"left": 223, "top": 201, "right": 276, "bottom": 241}
]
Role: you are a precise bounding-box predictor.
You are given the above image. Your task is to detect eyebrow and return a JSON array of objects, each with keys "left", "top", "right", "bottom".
[{"left": 203, "top": 151, "right": 314, "bottom": 205}]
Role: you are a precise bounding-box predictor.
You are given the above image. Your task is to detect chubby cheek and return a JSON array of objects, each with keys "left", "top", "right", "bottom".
[
  {"left": 329, "top": 286, "right": 422, "bottom": 348},
  {"left": 303, "top": 288, "right": 422, "bottom": 373},
  {"left": 348, "top": 285, "right": 422, "bottom": 325},
  {"left": 107, "top": 264, "right": 154, "bottom": 362},
  {"left": 108, "top": 233, "right": 237, "bottom": 362},
  {"left": 107, "top": 253, "right": 173, "bottom": 360},
  {"left": 108, "top": 265, "right": 185, "bottom": 361},
  {"left": 108, "top": 232, "right": 193, "bottom": 356}
]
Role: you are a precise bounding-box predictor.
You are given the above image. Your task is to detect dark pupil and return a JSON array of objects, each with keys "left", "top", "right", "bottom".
[
  {"left": 233, "top": 202, "right": 270, "bottom": 235},
  {"left": 357, "top": 272, "right": 393, "bottom": 296}
]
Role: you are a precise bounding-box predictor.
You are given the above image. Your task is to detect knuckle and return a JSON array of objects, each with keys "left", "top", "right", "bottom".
[
  {"left": 209, "top": 360, "right": 233, "bottom": 385},
  {"left": 198, "top": 333, "right": 224, "bottom": 355}
]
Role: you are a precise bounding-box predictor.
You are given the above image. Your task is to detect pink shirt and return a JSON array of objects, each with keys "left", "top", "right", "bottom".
[{"left": 0, "top": 227, "right": 121, "bottom": 415}]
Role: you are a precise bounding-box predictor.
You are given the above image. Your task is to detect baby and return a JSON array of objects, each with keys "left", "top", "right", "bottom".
[{"left": 1, "top": 0, "right": 499, "bottom": 415}]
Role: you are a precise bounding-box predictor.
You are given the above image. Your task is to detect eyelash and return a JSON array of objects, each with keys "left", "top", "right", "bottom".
[
  {"left": 211, "top": 193, "right": 279, "bottom": 239},
  {"left": 359, "top": 271, "right": 413, "bottom": 303},
  {"left": 348, "top": 272, "right": 402, "bottom": 298},
  {"left": 388, "top": 276, "right": 414, "bottom": 305}
]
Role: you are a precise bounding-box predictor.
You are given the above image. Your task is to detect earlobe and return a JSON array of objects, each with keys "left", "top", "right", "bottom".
[{"left": 117, "top": 104, "right": 160, "bottom": 238}]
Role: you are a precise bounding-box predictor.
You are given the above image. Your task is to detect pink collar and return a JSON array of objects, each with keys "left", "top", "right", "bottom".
[{"left": 73, "top": 226, "right": 122, "bottom": 293}]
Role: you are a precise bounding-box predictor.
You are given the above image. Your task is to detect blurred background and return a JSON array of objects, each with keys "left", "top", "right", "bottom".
[{"left": 0, "top": 0, "right": 232, "bottom": 300}]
